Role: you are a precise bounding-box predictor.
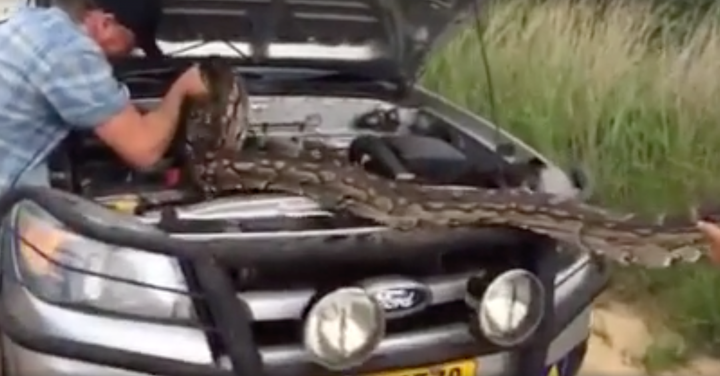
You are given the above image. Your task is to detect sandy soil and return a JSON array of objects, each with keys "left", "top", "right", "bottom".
[{"left": 579, "top": 302, "right": 720, "bottom": 376}]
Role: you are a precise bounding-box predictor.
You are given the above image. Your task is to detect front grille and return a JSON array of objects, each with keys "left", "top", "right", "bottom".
[
  {"left": 144, "top": 195, "right": 555, "bottom": 367},
  {"left": 222, "top": 226, "right": 535, "bottom": 290},
  {"left": 384, "top": 301, "right": 470, "bottom": 334},
  {"left": 250, "top": 301, "right": 473, "bottom": 347},
  {"left": 228, "top": 256, "right": 494, "bottom": 290},
  {"left": 209, "top": 226, "right": 545, "bottom": 357}
]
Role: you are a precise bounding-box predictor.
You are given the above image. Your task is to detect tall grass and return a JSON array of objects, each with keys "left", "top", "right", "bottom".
[{"left": 422, "top": 0, "right": 720, "bottom": 354}]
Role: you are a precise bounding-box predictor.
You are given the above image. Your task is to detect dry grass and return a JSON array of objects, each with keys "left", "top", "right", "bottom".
[{"left": 423, "top": 0, "right": 720, "bottom": 359}]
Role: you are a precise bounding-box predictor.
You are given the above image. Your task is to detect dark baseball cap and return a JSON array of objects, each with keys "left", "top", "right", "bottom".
[{"left": 93, "top": 0, "right": 163, "bottom": 58}]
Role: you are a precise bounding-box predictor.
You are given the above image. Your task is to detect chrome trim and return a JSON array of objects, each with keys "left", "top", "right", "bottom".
[
  {"left": 221, "top": 323, "right": 473, "bottom": 367},
  {"left": 359, "top": 276, "right": 433, "bottom": 319},
  {"left": 141, "top": 195, "right": 328, "bottom": 221},
  {"left": 239, "top": 256, "right": 593, "bottom": 323},
  {"left": 242, "top": 272, "right": 474, "bottom": 321},
  {"left": 169, "top": 226, "right": 385, "bottom": 240}
]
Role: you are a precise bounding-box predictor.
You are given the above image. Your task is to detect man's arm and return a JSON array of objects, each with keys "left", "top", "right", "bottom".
[
  {"left": 94, "top": 75, "right": 190, "bottom": 168},
  {"left": 33, "top": 45, "right": 193, "bottom": 169},
  {"left": 698, "top": 221, "right": 720, "bottom": 265}
]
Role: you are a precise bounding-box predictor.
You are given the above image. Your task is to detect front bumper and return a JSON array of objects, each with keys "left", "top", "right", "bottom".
[
  {"left": 2, "top": 327, "right": 589, "bottom": 376},
  {"left": 0, "top": 255, "right": 607, "bottom": 376},
  {"left": 0, "top": 187, "right": 609, "bottom": 376}
]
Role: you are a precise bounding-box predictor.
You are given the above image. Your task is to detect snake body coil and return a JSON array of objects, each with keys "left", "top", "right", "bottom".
[{"left": 179, "top": 60, "right": 715, "bottom": 268}]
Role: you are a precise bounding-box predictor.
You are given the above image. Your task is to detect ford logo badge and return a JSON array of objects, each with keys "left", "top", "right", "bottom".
[{"left": 359, "top": 277, "right": 432, "bottom": 319}]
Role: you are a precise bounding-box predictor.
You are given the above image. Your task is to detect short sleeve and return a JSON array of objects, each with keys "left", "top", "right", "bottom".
[{"left": 34, "top": 44, "right": 130, "bottom": 130}]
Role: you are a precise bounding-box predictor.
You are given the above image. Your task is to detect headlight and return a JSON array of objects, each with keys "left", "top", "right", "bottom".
[
  {"left": 472, "top": 269, "right": 545, "bottom": 346},
  {"left": 303, "top": 287, "right": 385, "bottom": 370},
  {"left": 10, "top": 200, "right": 191, "bottom": 320}
]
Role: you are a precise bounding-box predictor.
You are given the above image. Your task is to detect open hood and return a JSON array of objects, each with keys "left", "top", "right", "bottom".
[{"left": 154, "top": 0, "right": 480, "bottom": 82}]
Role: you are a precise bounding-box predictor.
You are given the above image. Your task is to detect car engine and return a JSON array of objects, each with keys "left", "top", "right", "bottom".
[{"left": 47, "top": 94, "right": 572, "bottom": 236}]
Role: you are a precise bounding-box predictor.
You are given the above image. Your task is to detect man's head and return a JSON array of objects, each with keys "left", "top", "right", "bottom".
[{"left": 53, "top": 0, "right": 162, "bottom": 58}]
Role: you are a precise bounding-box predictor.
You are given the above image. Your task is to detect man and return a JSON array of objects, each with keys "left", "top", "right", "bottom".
[
  {"left": 0, "top": 0, "right": 207, "bottom": 192},
  {"left": 698, "top": 221, "right": 720, "bottom": 264}
]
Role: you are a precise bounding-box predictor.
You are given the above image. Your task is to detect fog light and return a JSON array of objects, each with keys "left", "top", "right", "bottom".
[
  {"left": 303, "top": 287, "right": 385, "bottom": 370},
  {"left": 475, "top": 269, "right": 545, "bottom": 346}
]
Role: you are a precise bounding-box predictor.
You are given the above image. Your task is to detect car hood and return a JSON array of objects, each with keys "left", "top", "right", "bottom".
[{"left": 155, "top": 0, "right": 479, "bottom": 82}]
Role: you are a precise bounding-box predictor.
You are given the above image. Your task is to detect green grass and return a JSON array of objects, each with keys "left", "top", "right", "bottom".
[
  {"left": 421, "top": 0, "right": 720, "bottom": 362},
  {"left": 642, "top": 333, "right": 689, "bottom": 374}
]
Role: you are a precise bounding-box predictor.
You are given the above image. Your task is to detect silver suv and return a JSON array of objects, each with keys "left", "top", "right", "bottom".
[{"left": 0, "top": 1, "right": 608, "bottom": 376}]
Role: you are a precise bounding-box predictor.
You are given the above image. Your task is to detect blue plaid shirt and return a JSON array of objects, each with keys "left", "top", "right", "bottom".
[{"left": 0, "top": 6, "right": 129, "bottom": 192}]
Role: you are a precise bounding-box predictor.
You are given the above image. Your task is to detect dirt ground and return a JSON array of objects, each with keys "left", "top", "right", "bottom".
[{"left": 580, "top": 302, "right": 720, "bottom": 376}]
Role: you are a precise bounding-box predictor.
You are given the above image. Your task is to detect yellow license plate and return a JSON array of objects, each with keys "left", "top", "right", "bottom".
[{"left": 367, "top": 359, "right": 477, "bottom": 376}]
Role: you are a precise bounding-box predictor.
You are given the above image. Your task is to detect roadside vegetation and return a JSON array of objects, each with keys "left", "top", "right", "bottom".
[{"left": 422, "top": 0, "right": 720, "bottom": 370}]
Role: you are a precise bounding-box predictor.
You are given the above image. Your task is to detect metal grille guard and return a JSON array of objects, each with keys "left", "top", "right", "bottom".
[{"left": 0, "top": 186, "right": 607, "bottom": 376}]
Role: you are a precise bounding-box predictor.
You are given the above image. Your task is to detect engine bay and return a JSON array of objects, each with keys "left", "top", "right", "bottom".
[{"left": 47, "top": 95, "right": 558, "bottom": 222}]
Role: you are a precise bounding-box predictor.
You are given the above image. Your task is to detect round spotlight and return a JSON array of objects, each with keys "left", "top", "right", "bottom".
[
  {"left": 476, "top": 269, "right": 545, "bottom": 346},
  {"left": 303, "top": 287, "right": 385, "bottom": 370}
]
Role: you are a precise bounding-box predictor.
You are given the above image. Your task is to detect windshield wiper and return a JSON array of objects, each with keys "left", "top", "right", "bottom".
[
  {"left": 118, "top": 66, "right": 264, "bottom": 84},
  {"left": 244, "top": 69, "right": 403, "bottom": 94},
  {"left": 247, "top": 69, "right": 389, "bottom": 83},
  {"left": 117, "top": 64, "right": 402, "bottom": 94}
]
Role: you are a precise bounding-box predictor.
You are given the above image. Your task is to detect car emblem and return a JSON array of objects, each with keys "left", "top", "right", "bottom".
[{"left": 359, "top": 277, "right": 432, "bottom": 319}]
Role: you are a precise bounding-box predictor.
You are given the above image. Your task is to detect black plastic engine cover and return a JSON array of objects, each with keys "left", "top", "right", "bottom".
[
  {"left": 349, "top": 134, "right": 547, "bottom": 189},
  {"left": 348, "top": 134, "right": 473, "bottom": 184},
  {"left": 385, "top": 135, "right": 472, "bottom": 183}
]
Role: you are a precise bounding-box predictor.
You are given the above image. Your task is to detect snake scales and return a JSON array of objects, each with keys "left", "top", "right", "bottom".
[{"left": 179, "top": 59, "right": 719, "bottom": 268}]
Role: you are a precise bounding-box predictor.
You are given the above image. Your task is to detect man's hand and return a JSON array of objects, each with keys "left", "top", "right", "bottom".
[
  {"left": 697, "top": 221, "right": 720, "bottom": 264},
  {"left": 93, "top": 65, "right": 210, "bottom": 169},
  {"left": 177, "top": 65, "right": 209, "bottom": 98}
]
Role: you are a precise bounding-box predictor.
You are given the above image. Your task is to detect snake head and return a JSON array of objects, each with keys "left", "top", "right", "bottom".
[
  {"left": 183, "top": 57, "right": 251, "bottom": 156},
  {"left": 201, "top": 57, "right": 250, "bottom": 150}
]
